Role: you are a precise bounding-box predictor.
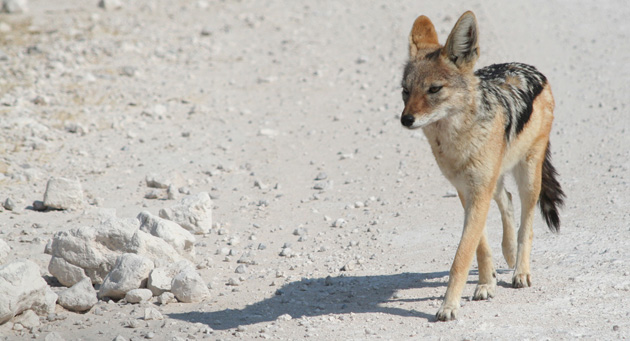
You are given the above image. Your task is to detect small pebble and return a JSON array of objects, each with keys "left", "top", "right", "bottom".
[
  {"left": 277, "top": 313, "right": 292, "bottom": 321},
  {"left": 3, "top": 0, "right": 28, "bottom": 13},
  {"left": 279, "top": 248, "right": 292, "bottom": 257},
  {"left": 119, "top": 66, "right": 137, "bottom": 77},
  {"left": 33, "top": 95, "right": 48, "bottom": 105},
  {"left": 98, "top": 0, "right": 122, "bottom": 10},
  {"left": 144, "top": 307, "right": 164, "bottom": 321},
  {"left": 144, "top": 190, "right": 161, "bottom": 199},
  {"left": 293, "top": 227, "right": 307, "bottom": 236},
  {"left": 254, "top": 180, "right": 268, "bottom": 190},
  {"left": 201, "top": 26, "right": 212, "bottom": 36},
  {"left": 444, "top": 190, "right": 458, "bottom": 198},
  {"left": 0, "top": 23, "right": 11, "bottom": 33},
  {"left": 314, "top": 172, "right": 327, "bottom": 180},
  {"left": 313, "top": 182, "right": 330, "bottom": 190},
  {"left": 341, "top": 262, "right": 354, "bottom": 271},
  {"left": 356, "top": 56, "right": 368, "bottom": 64},
  {"left": 332, "top": 218, "right": 346, "bottom": 228},
  {"left": 3, "top": 198, "right": 15, "bottom": 211},
  {"left": 125, "top": 319, "right": 141, "bottom": 328},
  {"left": 167, "top": 185, "right": 179, "bottom": 200}
]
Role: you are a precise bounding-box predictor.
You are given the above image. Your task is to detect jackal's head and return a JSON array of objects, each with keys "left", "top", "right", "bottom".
[{"left": 400, "top": 11, "right": 479, "bottom": 129}]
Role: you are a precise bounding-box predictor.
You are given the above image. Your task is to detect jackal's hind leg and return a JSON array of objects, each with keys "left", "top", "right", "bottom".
[{"left": 512, "top": 155, "right": 544, "bottom": 288}]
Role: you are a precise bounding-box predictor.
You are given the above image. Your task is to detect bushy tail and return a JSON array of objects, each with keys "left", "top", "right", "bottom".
[{"left": 538, "top": 143, "right": 565, "bottom": 232}]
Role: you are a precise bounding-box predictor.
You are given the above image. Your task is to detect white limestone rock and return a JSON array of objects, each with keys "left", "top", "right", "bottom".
[
  {"left": 137, "top": 211, "right": 195, "bottom": 259},
  {"left": 43, "top": 177, "right": 84, "bottom": 210},
  {"left": 57, "top": 278, "right": 97, "bottom": 312},
  {"left": 157, "top": 292, "right": 176, "bottom": 305},
  {"left": 147, "top": 260, "right": 194, "bottom": 296},
  {"left": 171, "top": 268, "right": 210, "bottom": 303},
  {"left": 145, "top": 172, "right": 184, "bottom": 189},
  {"left": 147, "top": 267, "right": 172, "bottom": 296},
  {"left": 0, "top": 259, "right": 55, "bottom": 325},
  {"left": 97, "top": 0, "right": 122, "bottom": 11},
  {"left": 98, "top": 253, "right": 154, "bottom": 300},
  {"left": 2, "top": 0, "right": 28, "bottom": 13},
  {"left": 125, "top": 288, "right": 153, "bottom": 303},
  {"left": 43, "top": 332, "right": 65, "bottom": 341},
  {"left": 48, "top": 256, "right": 88, "bottom": 287},
  {"left": 13, "top": 309, "right": 39, "bottom": 329},
  {"left": 42, "top": 286, "right": 58, "bottom": 316},
  {"left": 159, "top": 192, "right": 213, "bottom": 234},
  {"left": 144, "top": 306, "right": 163, "bottom": 320}
]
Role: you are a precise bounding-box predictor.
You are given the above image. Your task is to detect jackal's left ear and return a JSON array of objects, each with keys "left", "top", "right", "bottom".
[
  {"left": 409, "top": 15, "right": 439, "bottom": 57},
  {"left": 442, "top": 11, "right": 479, "bottom": 69}
]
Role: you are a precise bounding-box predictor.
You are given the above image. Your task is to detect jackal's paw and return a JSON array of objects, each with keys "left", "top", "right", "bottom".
[
  {"left": 435, "top": 303, "right": 458, "bottom": 321},
  {"left": 512, "top": 272, "right": 531, "bottom": 288},
  {"left": 473, "top": 283, "right": 496, "bottom": 300}
]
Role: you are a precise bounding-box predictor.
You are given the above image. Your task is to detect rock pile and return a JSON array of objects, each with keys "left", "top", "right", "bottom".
[
  {"left": 46, "top": 216, "right": 184, "bottom": 286},
  {"left": 0, "top": 192, "right": 214, "bottom": 327}
]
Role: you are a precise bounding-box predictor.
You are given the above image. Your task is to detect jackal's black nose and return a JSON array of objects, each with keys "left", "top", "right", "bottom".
[{"left": 401, "top": 114, "right": 415, "bottom": 127}]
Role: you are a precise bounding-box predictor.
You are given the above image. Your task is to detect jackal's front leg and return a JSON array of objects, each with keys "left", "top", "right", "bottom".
[
  {"left": 436, "top": 188, "right": 494, "bottom": 321},
  {"left": 457, "top": 191, "right": 496, "bottom": 301},
  {"left": 472, "top": 230, "right": 497, "bottom": 300}
]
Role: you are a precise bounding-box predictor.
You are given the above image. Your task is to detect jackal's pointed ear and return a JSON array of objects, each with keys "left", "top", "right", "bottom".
[
  {"left": 442, "top": 11, "right": 479, "bottom": 69},
  {"left": 409, "top": 15, "right": 439, "bottom": 57}
]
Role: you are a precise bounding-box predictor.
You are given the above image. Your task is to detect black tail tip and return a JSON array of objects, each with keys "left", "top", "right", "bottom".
[{"left": 543, "top": 210, "right": 561, "bottom": 233}]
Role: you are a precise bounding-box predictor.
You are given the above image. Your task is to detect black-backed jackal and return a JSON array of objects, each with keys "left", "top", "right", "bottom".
[{"left": 399, "top": 11, "right": 565, "bottom": 321}]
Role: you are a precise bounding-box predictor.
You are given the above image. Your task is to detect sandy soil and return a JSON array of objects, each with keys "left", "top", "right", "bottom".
[{"left": 1, "top": 0, "right": 629, "bottom": 340}]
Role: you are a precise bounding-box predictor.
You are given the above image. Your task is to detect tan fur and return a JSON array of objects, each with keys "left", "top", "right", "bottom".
[{"left": 402, "top": 12, "right": 556, "bottom": 321}]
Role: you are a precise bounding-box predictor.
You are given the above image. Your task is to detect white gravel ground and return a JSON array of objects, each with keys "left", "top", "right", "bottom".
[{"left": 0, "top": 0, "right": 629, "bottom": 340}]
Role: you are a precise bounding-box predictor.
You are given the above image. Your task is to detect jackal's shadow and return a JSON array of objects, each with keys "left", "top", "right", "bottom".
[{"left": 169, "top": 271, "right": 449, "bottom": 330}]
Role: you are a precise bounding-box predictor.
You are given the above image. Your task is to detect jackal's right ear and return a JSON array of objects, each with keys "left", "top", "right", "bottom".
[
  {"left": 409, "top": 15, "right": 439, "bottom": 57},
  {"left": 442, "top": 11, "right": 479, "bottom": 69}
]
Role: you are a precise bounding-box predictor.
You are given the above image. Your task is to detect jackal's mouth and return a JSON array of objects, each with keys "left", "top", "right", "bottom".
[
  {"left": 401, "top": 109, "right": 450, "bottom": 129},
  {"left": 400, "top": 114, "right": 425, "bottom": 129}
]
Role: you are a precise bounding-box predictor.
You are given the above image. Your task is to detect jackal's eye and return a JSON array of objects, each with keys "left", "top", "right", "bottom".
[
  {"left": 428, "top": 85, "right": 443, "bottom": 94},
  {"left": 401, "top": 88, "right": 410, "bottom": 101}
]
